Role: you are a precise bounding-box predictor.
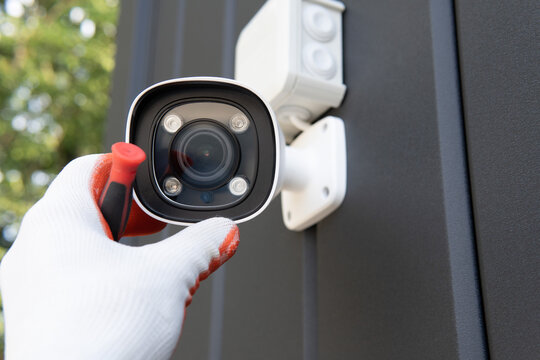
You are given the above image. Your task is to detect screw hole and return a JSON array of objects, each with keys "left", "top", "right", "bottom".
[
  {"left": 287, "top": 211, "right": 292, "bottom": 221},
  {"left": 323, "top": 123, "right": 328, "bottom": 132},
  {"left": 322, "top": 186, "right": 330, "bottom": 198}
]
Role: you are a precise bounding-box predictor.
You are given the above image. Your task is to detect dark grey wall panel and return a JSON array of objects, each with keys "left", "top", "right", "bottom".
[
  {"left": 316, "top": 0, "right": 485, "bottom": 358},
  {"left": 181, "top": 0, "right": 226, "bottom": 77},
  {"left": 150, "top": 0, "right": 186, "bottom": 82},
  {"left": 105, "top": 0, "right": 141, "bottom": 148},
  {"left": 455, "top": 1, "right": 540, "bottom": 359},
  {"left": 222, "top": 199, "right": 304, "bottom": 359},
  {"left": 428, "top": 0, "right": 486, "bottom": 357},
  {"left": 171, "top": 280, "right": 213, "bottom": 359}
]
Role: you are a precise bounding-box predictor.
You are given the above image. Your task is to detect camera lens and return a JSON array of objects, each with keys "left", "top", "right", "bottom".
[{"left": 171, "top": 120, "right": 239, "bottom": 189}]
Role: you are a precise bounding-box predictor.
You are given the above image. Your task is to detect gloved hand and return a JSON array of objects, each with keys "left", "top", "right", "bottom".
[{"left": 0, "top": 154, "right": 239, "bottom": 359}]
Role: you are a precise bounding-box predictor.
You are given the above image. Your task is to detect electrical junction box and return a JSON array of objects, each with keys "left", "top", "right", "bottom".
[{"left": 235, "top": 0, "right": 346, "bottom": 142}]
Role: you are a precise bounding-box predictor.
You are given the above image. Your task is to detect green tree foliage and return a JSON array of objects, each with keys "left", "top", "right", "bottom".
[{"left": 0, "top": 0, "right": 118, "bottom": 246}]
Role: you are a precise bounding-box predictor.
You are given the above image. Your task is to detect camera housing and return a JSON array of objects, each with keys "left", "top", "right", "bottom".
[{"left": 126, "top": 77, "right": 282, "bottom": 225}]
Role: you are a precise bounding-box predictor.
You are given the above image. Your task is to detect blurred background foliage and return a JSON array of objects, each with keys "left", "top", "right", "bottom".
[
  {"left": 0, "top": 0, "right": 119, "bottom": 353},
  {"left": 0, "top": 0, "right": 118, "bottom": 245}
]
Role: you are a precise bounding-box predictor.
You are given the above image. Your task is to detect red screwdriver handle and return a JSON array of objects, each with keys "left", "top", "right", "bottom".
[{"left": 98, "top": 142, "right": 146, "bottom": 241}]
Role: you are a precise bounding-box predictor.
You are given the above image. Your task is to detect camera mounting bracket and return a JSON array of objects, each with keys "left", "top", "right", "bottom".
[{"left": 280, "top": 116, "right": 346, "bottom": 231}]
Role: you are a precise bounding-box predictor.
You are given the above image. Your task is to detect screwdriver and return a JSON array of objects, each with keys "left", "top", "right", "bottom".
[{"left": 98, "top": 142, "right": 146, "bottom": 241}]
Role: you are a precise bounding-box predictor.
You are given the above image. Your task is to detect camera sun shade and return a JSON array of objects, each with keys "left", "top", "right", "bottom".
[{"left": 125, "top": 77, "right": 281, "bottom": 225}]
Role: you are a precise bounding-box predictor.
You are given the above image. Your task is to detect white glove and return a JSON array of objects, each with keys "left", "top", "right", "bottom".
[{"left": 0, "top": 154, "right": 239, "bottom": 359}]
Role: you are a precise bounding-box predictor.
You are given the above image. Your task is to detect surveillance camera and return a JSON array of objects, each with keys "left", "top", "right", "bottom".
[
  {"left": 126, "top": 76, "right": 346, "bottom": 231},
  {"left": 125, "top": 77, "right": 283, "bottom": 225}
]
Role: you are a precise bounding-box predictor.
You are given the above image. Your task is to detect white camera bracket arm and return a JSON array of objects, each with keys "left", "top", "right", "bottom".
[{"left": 278, "top": 116, "right": 346, "bottom": 231}]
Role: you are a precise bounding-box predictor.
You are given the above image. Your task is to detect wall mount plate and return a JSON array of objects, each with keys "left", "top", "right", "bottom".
[{"left": 281, "top": 116, "right": 346, "bottom": 231}]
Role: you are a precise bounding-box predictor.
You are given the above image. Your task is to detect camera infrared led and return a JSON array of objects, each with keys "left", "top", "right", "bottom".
[
  {"left": 229, "top": 177, "right": 249, "bottom": 196},
  {"left": 229, "top": 113, "right": 250, "bottom": 133},
  {"left": 163, "top": 114, "right": 183, "bottom": 133},
  {"left": 164, "top": 176, "right": 182, "bottom": 196}
]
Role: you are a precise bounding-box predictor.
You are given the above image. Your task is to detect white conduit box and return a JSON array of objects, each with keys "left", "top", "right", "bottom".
[{"left": 235, "top": 0, "right": 346, "bottom": 142}]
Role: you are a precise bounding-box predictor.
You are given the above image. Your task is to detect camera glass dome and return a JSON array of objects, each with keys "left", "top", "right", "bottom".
[{"left": 171, "top": 120, "right": 239, "bottom": 189}]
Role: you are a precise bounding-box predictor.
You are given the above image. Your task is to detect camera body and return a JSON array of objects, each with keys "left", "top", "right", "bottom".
[{"left": 126, "top": 77, "right": 283, "bottom": 225}]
